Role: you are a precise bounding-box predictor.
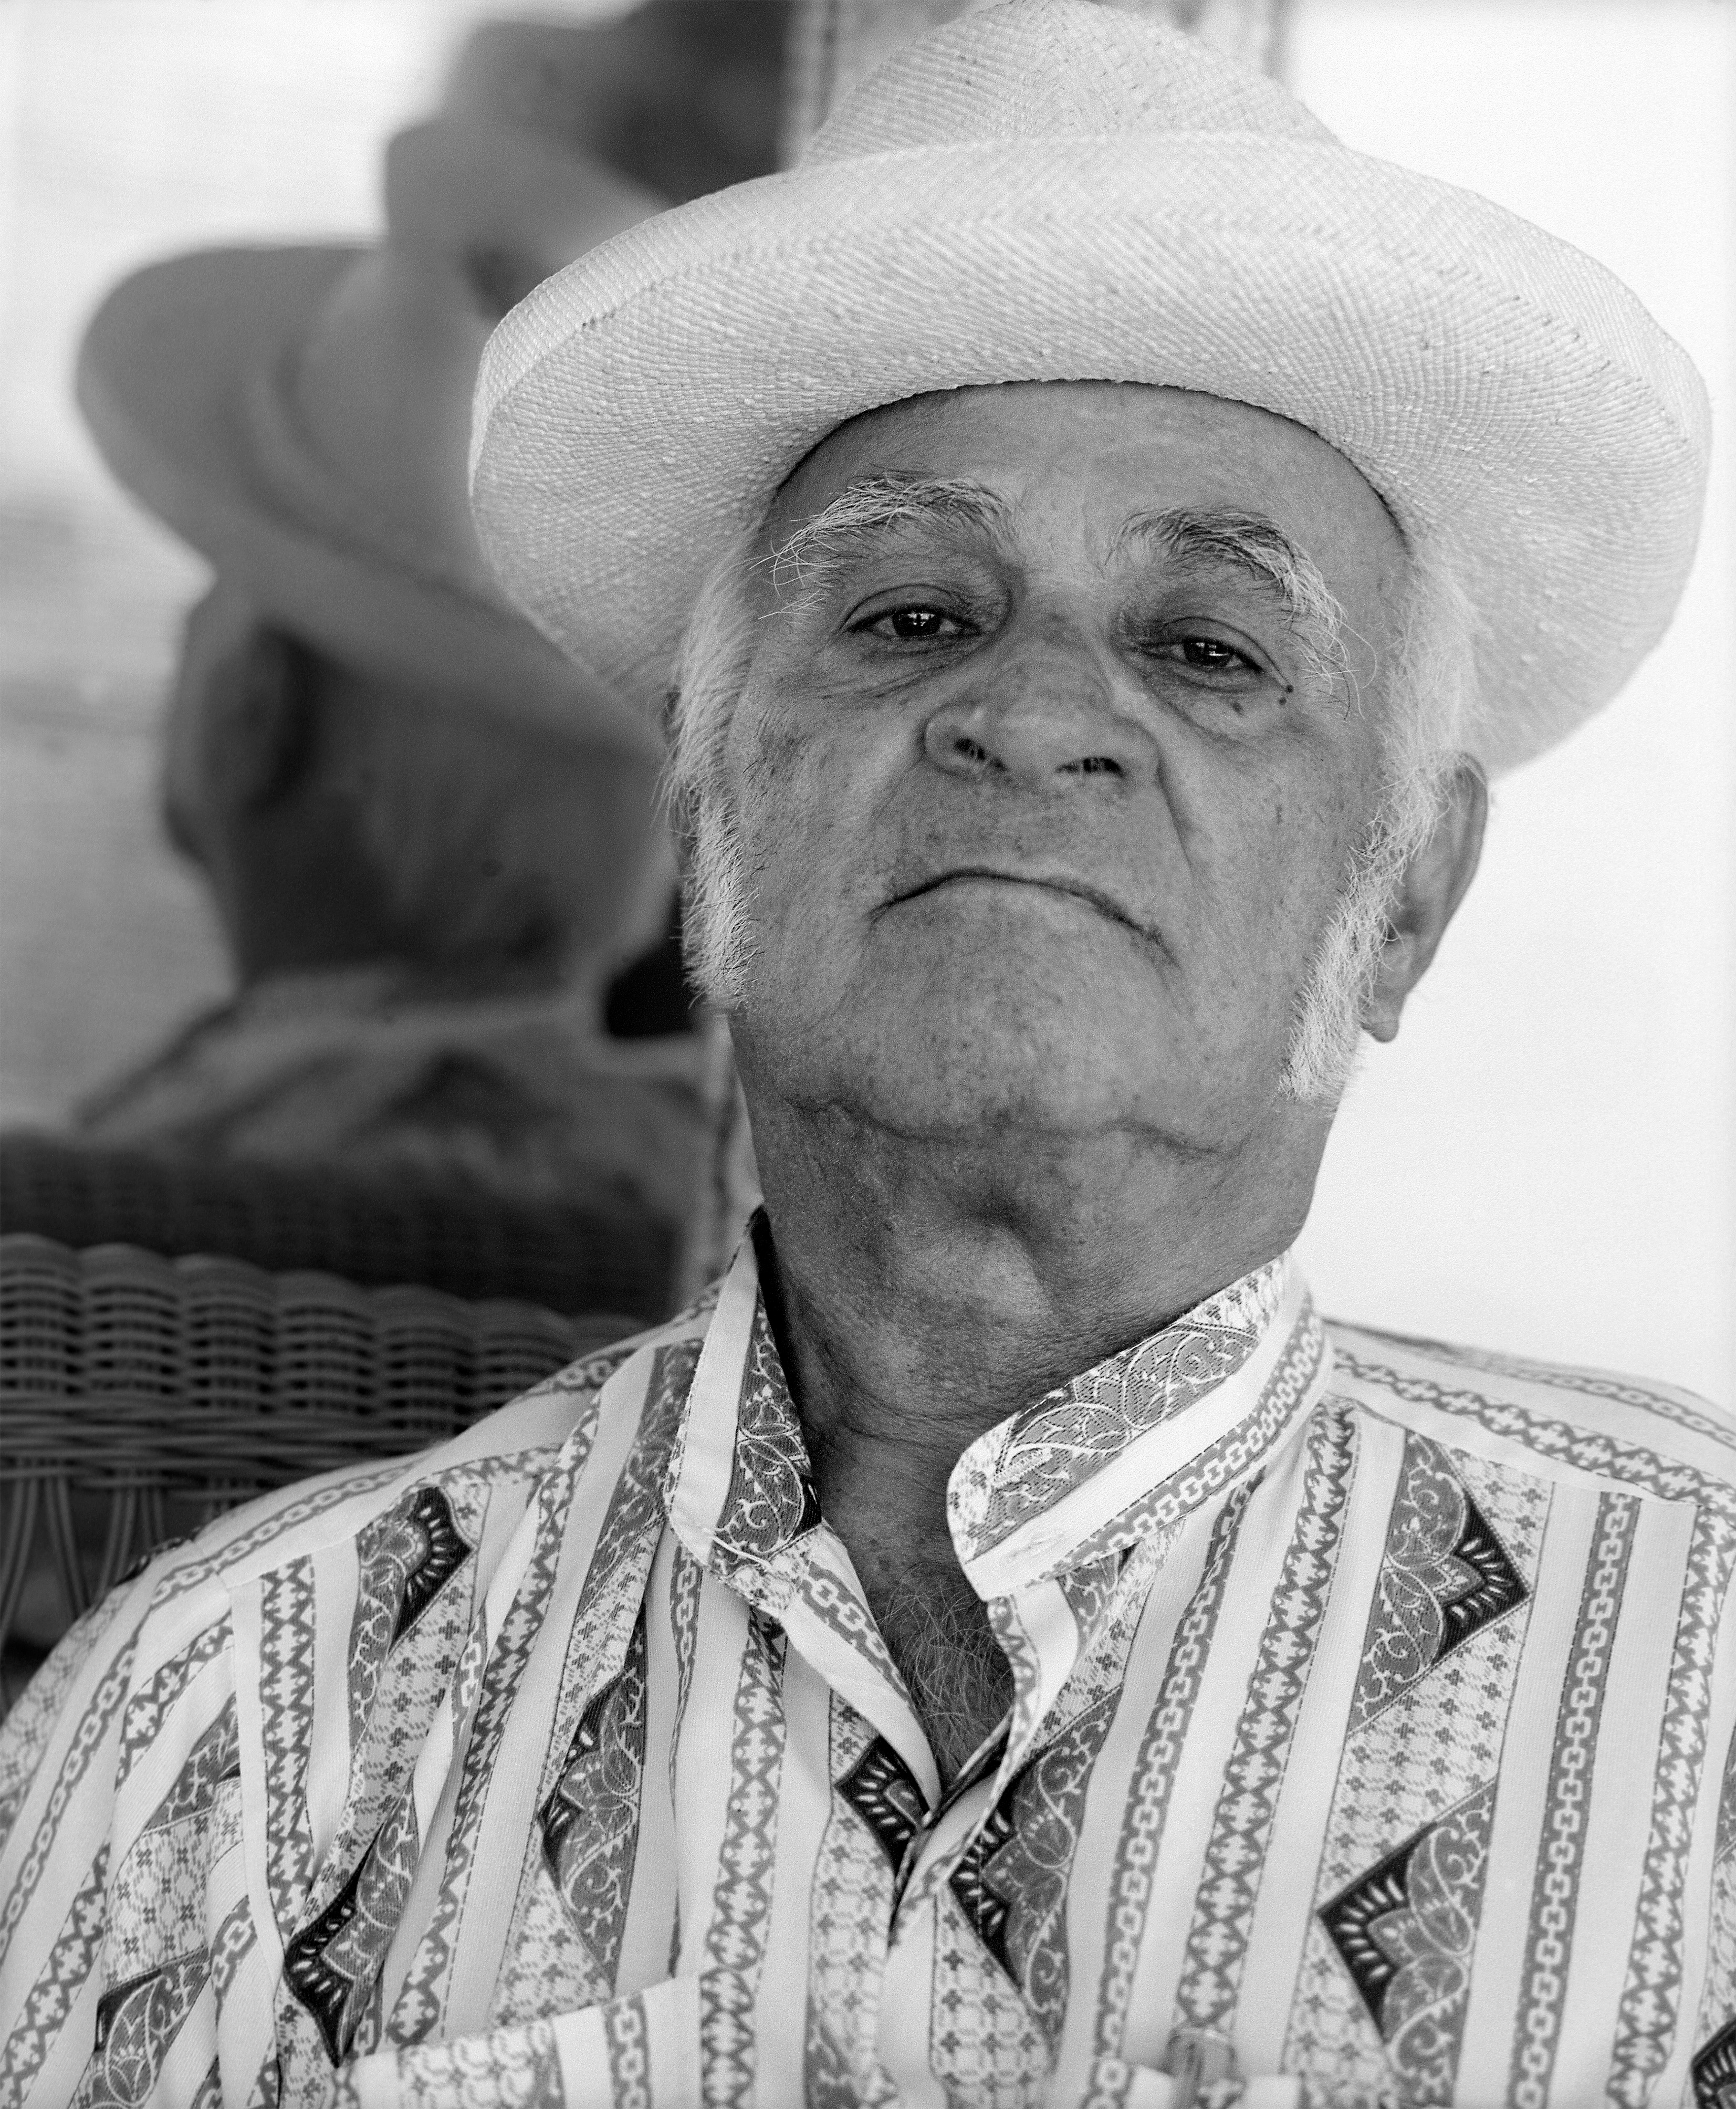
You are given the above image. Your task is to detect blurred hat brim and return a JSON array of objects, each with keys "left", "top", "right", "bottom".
[{"left": 79, "top": 245, "right": 655, "bottom": 754}]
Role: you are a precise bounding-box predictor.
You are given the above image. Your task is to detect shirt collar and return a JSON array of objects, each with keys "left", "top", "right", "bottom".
[
  {"left": 948, "top": 1255, "right": 1329, "bottom": 1599},
  {"left": 665, "top": 1217, "right": 1330, "bottom": 1606},
  {"left": 666, "top": 1221, "right": 821, "bottom": 1589}
]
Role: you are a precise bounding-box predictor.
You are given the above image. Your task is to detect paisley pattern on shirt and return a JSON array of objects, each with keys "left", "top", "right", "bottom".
[{"left": 4, "top": 1253, "right": 1736, "bottom": 2108}]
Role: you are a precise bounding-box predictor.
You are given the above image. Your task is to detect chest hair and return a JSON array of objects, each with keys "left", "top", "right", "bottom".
[{"left": 868, "top": 1563, "right": 1015, "bottom": 1786}]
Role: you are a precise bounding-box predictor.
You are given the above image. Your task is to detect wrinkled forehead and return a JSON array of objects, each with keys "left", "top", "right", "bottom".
[{"left": 762, "top": 379, "right": 1407, "bottom": 587}]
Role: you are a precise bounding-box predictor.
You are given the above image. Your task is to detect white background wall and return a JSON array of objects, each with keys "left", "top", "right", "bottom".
[
  {"left": 1287, "top": 0, "right": 1735, "bottom": 1400},
  {"left": 1, "top": 0, "right": 1730, "bottom": 1396}
]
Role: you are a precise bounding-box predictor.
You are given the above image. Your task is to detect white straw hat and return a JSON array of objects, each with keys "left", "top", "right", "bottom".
[{"left": 471, "top": 0, "right": 1712, "bottom": 775}]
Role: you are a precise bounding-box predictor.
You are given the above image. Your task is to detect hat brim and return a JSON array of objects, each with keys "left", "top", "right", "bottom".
[
  {"left": 79, "top": 246, "right": 657, "bottom": 755},
  {"left": 472, "top": 134, "right": 1710, "bottom": 774}
]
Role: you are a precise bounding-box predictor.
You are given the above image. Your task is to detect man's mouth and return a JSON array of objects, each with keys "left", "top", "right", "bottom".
[{"left": 884, "top": 868, "right": 1165, "bottom": 951}]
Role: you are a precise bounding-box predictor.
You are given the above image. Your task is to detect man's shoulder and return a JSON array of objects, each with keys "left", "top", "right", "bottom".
[
  {"left": 155, "top": 1322, "right": 667, "bottom": 1591},
  {"left": 43, "top": 1321, "right": 666, "bottom": 1661},
  {"left": 1322, "top": 1314, "right": 1736, "bottom": 1499},
  {"left": 0, "top": 1320, "right": 685, "bottom": 1865}
]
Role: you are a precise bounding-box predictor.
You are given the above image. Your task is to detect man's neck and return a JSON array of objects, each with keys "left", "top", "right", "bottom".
[
  {"left": 748, "top": 1092, "right": 1320, "bottom": 1550},
  {"left": 742, "top": 1089, "right": 1321, "bottom": 1782}
]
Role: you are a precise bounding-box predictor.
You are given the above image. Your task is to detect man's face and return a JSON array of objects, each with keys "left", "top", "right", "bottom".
[{"left": 719, "top": 381, "right": 1410, "bottom": 1153}]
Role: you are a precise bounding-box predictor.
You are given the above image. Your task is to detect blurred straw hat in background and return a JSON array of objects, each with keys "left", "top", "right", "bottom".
[{"left": 76, "top": 1, "right": 789, "bottom": 756}]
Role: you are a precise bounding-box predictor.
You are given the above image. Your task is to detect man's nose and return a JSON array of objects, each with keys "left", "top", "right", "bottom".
[{"left": 920, "top": 625, "right": 1152, "bottom": 790}]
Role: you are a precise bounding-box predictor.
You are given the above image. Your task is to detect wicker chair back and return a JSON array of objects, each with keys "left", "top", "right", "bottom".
[
  {"left": 0, "top": 1129, "right": 675, "bottom": 1314},
  {"left": 0, "top": 1234, "right": 629, "bottom": 1700}
]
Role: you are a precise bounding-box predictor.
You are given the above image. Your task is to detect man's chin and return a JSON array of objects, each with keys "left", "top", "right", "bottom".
[
  {"left": 819, "top": 1002, "right": 1189, "bottom": 1144},
  {"left": 736, "top": 935, "right": 1267, "bottom": 1146}
]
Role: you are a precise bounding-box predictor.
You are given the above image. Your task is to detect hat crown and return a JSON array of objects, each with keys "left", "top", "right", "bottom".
[{"left": 801, "top": 0, "right": 1332, "bottom": 164}]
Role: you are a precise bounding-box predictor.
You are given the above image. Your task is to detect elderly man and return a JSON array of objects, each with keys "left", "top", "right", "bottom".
[{"left": 0, "top": 6, "right": 1723, "bottom": 2105}]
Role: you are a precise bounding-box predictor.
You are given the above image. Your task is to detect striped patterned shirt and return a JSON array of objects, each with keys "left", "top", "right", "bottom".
[{"left": 4, "top": 1232, "right": 1735, "bottom": 2108}]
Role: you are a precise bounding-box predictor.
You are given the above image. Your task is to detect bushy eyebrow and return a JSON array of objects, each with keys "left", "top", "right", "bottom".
[
  {"left": 1111, "top": 506, "right": 1354, "bottom": 692},
  {"left": 767, "top": 474, "right": 1012, "bottom": 600},
  {"left": 767, "top": 483, "right": 1357, "bottom": 696}
]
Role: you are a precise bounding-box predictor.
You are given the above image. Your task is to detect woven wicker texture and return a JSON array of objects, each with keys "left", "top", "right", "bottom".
[
  {"left": 0, "top": 1233, "right": 630, "bottom": 1692},
  {"left": 0, "top": 1128, "right": 675, "bottom": 1315}
]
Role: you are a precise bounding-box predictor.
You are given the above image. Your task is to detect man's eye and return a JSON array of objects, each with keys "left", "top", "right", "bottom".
[
  {"left": 860, "top": 605, "right": 964, "bottom": 642},
  {"left": 1169, "top": 634, "right": 1258, "bottom": 675}
]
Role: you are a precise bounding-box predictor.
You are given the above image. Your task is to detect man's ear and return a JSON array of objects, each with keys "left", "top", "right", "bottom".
[
  {"left": 1362, "top": 758, "right": 1488, "bottom": 1042},
  {"left": 164, "top": 588, "right": 317, "bottom": 853},
  {"left": 202, "top": 626, "right": 317, "bottom": 816}
]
